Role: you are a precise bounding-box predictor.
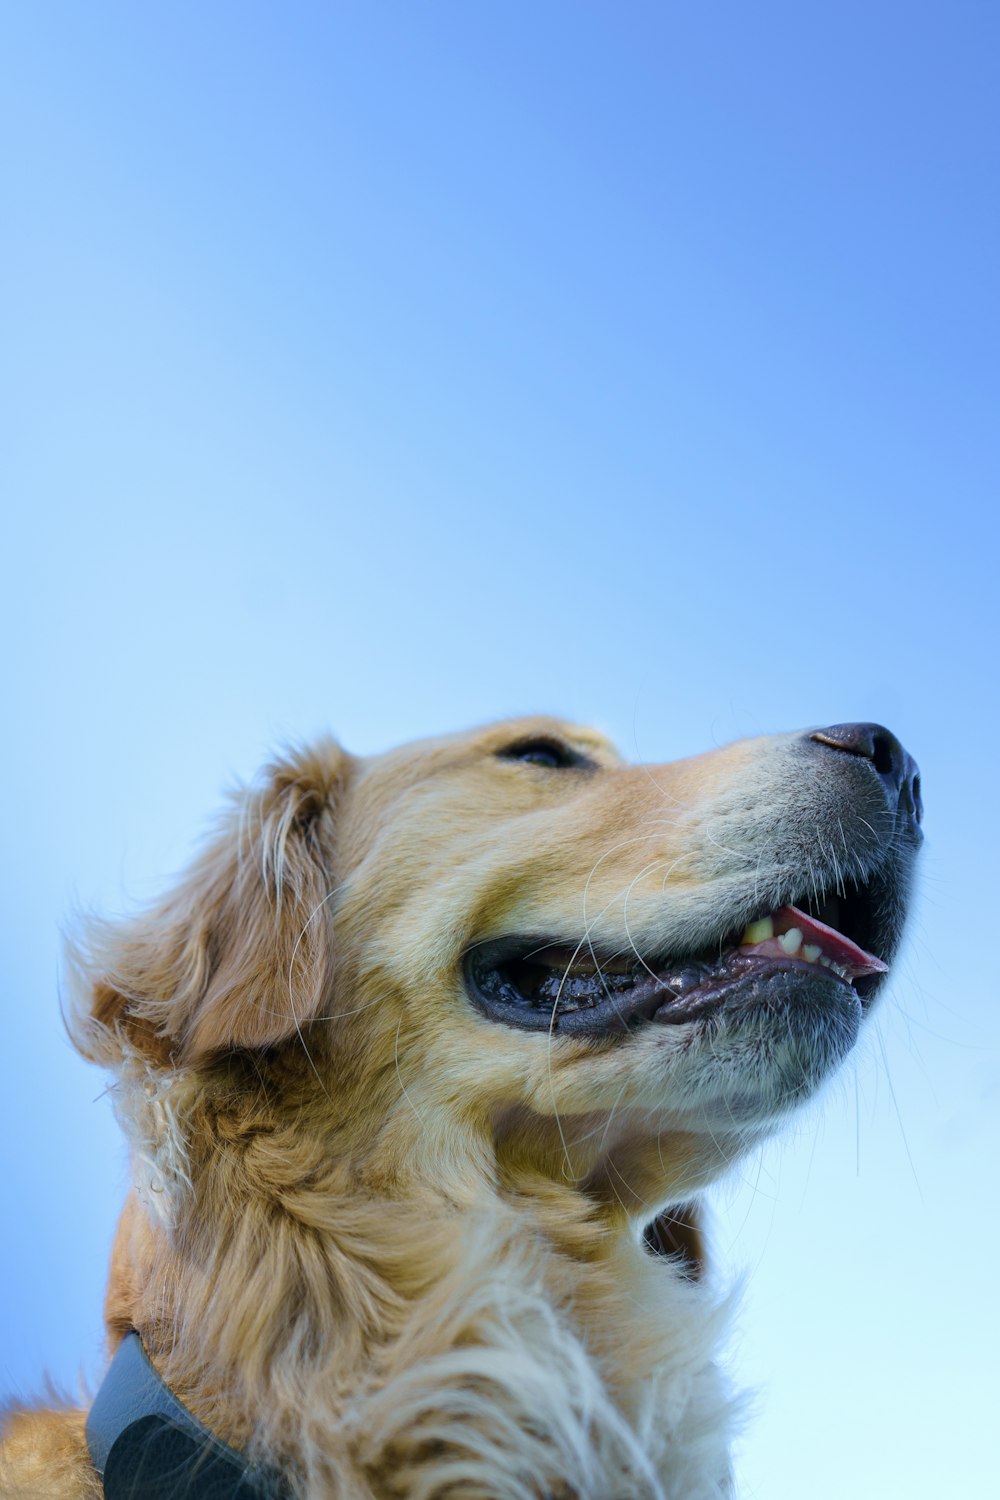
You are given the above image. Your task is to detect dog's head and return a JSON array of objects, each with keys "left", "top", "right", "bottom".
[{"left": 71, "top": 717, "right": 921, "bottom": 1229}]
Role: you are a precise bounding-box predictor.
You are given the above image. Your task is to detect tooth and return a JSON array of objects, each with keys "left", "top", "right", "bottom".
[
  {"left": 803, "top": 944, "right": 821, "bottom": 963},
  {"left": 778, "top": 927, "right": 802, "bottom": 956},
  {"left": 742, "top": 916, "right": 774, "bottom": 944}
]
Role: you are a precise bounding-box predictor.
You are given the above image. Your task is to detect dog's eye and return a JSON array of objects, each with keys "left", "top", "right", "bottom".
[{"left": 496, "top": 738, "right": 593, "bottom": 770}]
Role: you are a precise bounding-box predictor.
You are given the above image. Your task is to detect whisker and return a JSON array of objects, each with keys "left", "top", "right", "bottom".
[{"left": 393, "top": 1011, "right": 424, "bottom": 1124}]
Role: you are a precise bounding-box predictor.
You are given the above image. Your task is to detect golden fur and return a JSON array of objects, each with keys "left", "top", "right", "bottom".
[{"left": 1, "top": 716, "right": 910, "bottom": 1498}]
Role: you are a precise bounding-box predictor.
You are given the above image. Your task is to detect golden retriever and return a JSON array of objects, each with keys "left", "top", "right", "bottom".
[{"left": 0, "top": 715, "right": 922, "bottom": 1499}]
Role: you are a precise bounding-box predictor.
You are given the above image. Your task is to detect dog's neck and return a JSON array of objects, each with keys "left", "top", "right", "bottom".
[{"left": 102, "top": 1057, "right": 733, "bottom": 1496}]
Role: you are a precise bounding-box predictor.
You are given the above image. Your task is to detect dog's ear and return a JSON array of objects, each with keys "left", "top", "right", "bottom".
[
  {"left": 69, "top": 740, "right": 351, "bottom": 1066},
  {"left": 643, "top": 1202, "right": 706, "bottom": 1281}
]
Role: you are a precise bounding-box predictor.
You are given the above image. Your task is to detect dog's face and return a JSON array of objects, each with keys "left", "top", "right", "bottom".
[{"left": 78, "top": 716, "right": 921, "bottom": 1226}]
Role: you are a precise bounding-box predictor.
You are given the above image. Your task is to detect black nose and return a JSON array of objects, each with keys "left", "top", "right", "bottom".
[{"left": 810, "top": 722, "right": 922, "bottom": 824}]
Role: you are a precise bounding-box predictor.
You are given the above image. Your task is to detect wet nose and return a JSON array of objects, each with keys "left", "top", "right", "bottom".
[{"left": 810, "top": 722, "right": 923, "bottom": 825}]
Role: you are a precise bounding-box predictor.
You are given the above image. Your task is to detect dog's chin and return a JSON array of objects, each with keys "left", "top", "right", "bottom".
[{"left": 646, "top": 965, "right": 863, "bottom": 1128}]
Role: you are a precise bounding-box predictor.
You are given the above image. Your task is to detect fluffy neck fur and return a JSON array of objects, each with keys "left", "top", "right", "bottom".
[{"left": 107, "top": 1042, "right": 734, "bottom": 1500}]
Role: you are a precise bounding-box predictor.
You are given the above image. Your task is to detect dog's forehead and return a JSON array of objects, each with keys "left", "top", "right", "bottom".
[{"left": 359, "top": 716, "right": 625, "bottom": 775}]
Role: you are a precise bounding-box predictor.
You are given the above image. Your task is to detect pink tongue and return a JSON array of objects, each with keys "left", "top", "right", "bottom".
[{"left": 743, "top": 904, "right": 887, "bottom": 977}]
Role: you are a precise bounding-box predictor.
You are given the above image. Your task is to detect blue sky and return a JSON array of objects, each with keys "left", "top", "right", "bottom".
[{"left": 2, "top": 5, "right": 998, "bottom": 1496}]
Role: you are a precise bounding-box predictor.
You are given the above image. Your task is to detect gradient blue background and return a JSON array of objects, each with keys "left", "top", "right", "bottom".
[{"left": 2, "top": 4, "right": 998, "bottom": 1496}]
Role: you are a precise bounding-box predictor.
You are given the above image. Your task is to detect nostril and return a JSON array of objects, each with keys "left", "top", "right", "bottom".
[
  {"left": 870, "top": 732, "right": 898, "bottom": 780},
  {"left": 911, "top": 773, "right": 923, "bottom": 823}
]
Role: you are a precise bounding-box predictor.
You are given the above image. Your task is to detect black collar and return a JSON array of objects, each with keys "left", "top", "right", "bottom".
[{"left": 86, "top": 1332, "right": 288, "bottom": 1498}]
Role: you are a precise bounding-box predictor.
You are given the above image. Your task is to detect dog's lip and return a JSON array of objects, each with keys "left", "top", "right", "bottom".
[
  {"left": 465, "top": 935, "right": 866, "bottom": 1035},
  {"left": 462, "top": 890, "right": 893, "bottom": 1036}
]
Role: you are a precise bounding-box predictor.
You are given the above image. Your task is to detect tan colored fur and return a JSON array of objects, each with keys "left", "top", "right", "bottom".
[{"left": 3, "top": 716, "right": 879, "bottom": 1498}]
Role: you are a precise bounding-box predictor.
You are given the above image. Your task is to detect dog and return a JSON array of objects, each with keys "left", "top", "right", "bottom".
[{"left": 0, "top": 716, "right": 922, "bottom": 1499}]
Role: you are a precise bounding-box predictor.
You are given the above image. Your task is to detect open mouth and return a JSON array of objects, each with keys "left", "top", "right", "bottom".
[{"left": 464, "top": 878, "right": 893, "bottom": 1036}]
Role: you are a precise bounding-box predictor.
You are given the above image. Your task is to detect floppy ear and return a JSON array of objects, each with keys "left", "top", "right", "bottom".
[
  {"left": 643, "top": 1201, "right": 706, "bottom": 1281},
  {"left": 69, "top": 740, "right": 350, "bottom": 1066}
]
